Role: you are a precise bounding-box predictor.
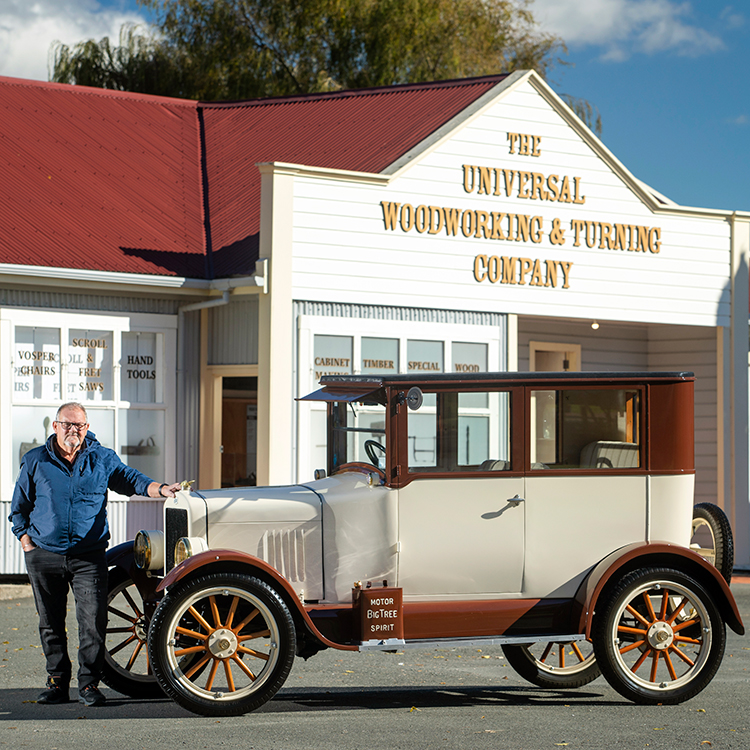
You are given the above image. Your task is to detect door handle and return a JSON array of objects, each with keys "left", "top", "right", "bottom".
[{"left": 508, "top": 495, "right": 525, "bottom": 506}]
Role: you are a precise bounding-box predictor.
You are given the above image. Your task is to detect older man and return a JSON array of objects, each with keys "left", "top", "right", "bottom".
[{"left": 9, "top": 402, "right": 181, "bottom": 707}]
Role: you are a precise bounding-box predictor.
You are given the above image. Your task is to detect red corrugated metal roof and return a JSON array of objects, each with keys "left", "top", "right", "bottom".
[
  {"left": 0, "top": 74, "right": 508, "bottom": 280},
  {"left": 0, "top": 77, "right": 205, "bottom": 277},
  {"left": 201, "top": 76, "right": 507, "bottom": 277}
]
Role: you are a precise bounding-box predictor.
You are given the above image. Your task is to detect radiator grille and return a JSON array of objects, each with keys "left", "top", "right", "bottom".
[{"left": 165, "top": 508, "right": 188, "bottom": 572}]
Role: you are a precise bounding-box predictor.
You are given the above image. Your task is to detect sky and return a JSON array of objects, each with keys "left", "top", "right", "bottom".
[{"left": 0, "top": 0, "right": 746, "bottom": 213}]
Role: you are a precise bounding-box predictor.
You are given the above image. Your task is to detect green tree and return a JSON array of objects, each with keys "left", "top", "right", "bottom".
[
  {"left": 49, "top": 1, "right": 601, "bottom": 134},
  {"left": 51, "top": 1, "right": 562, "bottom": 96},
  {"left": 50, "top": 24, "right": 190, "bottom": 97}
]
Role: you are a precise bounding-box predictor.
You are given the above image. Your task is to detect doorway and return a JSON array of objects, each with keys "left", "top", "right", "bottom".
[
  {"left": 529, "top": 341, "right": 581, "bottom": 372},
  {"left": 221, "top": 377, "right": 257, "bottom": 487}
]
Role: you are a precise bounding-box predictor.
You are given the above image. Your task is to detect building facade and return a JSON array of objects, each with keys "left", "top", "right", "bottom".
[{"left": 1, "top": 71, "right": 748, "bottom": 573}]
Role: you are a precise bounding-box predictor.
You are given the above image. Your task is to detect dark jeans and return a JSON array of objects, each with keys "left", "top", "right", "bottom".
[{"left": 24, "top": 547, "right": 108, "bottom": 689}]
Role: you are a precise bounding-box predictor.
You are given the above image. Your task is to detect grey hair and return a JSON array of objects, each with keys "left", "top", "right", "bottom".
[{"left": 55, "top": 402, "right": 89, "bottom": 421}]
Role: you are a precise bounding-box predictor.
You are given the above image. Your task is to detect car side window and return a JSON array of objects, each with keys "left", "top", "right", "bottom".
[
  {"left": 530, "top": 388, "right": 640, "bottom": 470},
  {"left": 407, "top": 390, "right": 511, "bottom": 473}
]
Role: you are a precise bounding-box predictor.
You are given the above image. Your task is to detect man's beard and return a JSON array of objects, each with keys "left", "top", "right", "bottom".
[{"left": 63, "top": 434, "right": 81, "bottom": 450}]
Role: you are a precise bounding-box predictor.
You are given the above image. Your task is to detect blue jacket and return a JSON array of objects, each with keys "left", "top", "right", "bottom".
[{"left": 8, "top": 431, "right": 154, "bottom": 555}]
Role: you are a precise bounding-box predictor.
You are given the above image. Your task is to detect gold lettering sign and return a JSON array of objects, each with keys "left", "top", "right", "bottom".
[
  {"left": 377, "top": 158, "right": 664, "bottom": 293},
  {"left": 462, "top": 164, "right": 585, "bottom": 205},
  {"left": 314, "top": 357, "right": 351, "bottom": 367},
  {"left": 16, "top": 365, "right": 56, "bottom": 376},
  {"left": 71, "top": 338, "right": 108, "bottom": 348},
  {"left": 363, "top": 359, "right": 394, "bottom": 369},
  {"left": 408, "top": 361, "right": 440, "bottom": 371},
  {"left": 507, "top": 132, "right": 542, "bottom": 156},
  {"left": 473, "top": 256, "right": 572, "bottom": 289}
]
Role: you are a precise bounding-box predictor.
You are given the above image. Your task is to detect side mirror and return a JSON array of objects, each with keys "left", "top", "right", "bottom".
[{"left": 406, "top": 387, "right": 423, "bottom": 411}]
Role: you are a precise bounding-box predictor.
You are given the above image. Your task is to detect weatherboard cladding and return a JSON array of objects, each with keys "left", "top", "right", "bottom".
[{"left": 0, "top": 74, "right": 504, "bottom": 280}]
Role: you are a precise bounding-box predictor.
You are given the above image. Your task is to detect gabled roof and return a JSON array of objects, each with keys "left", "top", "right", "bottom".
[{"left": 0, "top": 74, "right": 508, "bottom": 281}]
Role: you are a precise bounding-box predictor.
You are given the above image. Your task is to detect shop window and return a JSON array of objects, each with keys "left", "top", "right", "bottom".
[
  {"left": 530, "top": 389, "right": 640, "bottom": 470},
  {"left": 407, "top": 391, "right": 510, "bottom": 473},
  {"left": 12, "top": 405, "right": 115, "bottom": 478},
  {"left": 14, "top": 326, "right": 60, "bottom": 401},
  {"left": 121, "top": 332, "right": 163, "bottom": 403},
  {"left": 118, "top": 409, "right": 165, "bottom": 480},
  {"left": 361, "top": 337, "right": 398, "bottom": 375},
  {"left": 9, "top": 317, "right": 173, "bottom": 484},
  {"left": 314, "top": 335, "right": 353, "bottom": 380},
  {"left": 69, "top": 329, "right": 113, "bottom": 400}
]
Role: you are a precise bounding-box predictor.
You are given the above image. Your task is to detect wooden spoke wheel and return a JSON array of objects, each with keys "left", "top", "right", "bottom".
[
  {"left": 690, "top": 503, "right": 734, "bottom": 583},
  {"left": 148, "top": 573, "right": 295, "bottom": 716},
  {"left": 502, "top": 639, "right": 600, "bottom": 689},
  {"left": 593, "top": 567, "right": 725, "bottom": 704},
  {"left": 102, "top": 567, "right": 163, "bottom": 698}
]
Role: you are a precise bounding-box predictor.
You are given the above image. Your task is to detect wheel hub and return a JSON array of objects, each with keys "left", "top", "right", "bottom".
[
  {"left": 646, "top": 621, "right": 674, "bottom": 650},
  {"left": 134, "top": 616, "right": 148, "bottom": 641},
  {"left": 207, "top": 628, "right": 238, "bottom": 659}
]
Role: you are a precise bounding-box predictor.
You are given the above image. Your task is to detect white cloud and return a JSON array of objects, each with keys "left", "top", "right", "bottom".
[
  {"left": 0, "top": 0, "right": 149, "bottom": 82},
  {"left": 719, "top": 5, "right": 745, "bottom": 29},
  {"left": 531, "top": 0, "right": 725, "bottom": 61},
  {"left": 726, "top": 114, "right": 748, "bottom": 126}
]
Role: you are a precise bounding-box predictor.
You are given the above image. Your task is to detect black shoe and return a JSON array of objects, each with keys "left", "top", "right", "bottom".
[
  {"left": 78, "top": 684, "right": 106, "bottom": 707},
  {"left": 37, "top": 676, "right": 70, "bottom": 704}
]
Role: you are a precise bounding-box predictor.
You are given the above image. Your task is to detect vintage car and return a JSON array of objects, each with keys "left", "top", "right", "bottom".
[{"left": 103, "top": 371, "right": 743, "bottom": 716}]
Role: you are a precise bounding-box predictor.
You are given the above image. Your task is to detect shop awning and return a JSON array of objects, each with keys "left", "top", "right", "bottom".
[{"left": 298, "top": 385, "right": 384, "bottom": 403}]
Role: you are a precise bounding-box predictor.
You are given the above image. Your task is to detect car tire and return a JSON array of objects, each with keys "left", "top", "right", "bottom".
[
  {"left": 148, "top": 573, "right": 296, "bottom": 716},
  {"left": 102, "top": 567, "right": 164, "bottom": 698},
  {"left": 691, "top": 503, "right": 734, "bottom": 583},
  {"left": 592, "top": 567, "right": 726, "bottom": 705},
  {"left": 502, "top": 640, "right": 601, "bottom": 688}
]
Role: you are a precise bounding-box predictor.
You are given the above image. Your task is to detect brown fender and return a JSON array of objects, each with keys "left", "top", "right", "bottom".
[
  {"left": 575, "top": 541, "right": 744, "bottom": 637},
  {"left": 155, "top": 548, "right": 358, "bottom": 651}
]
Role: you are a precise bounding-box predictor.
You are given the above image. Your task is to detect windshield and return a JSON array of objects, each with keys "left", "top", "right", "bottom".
[{"left": 330, "top": 400, "right": 387, "bottom": 473}]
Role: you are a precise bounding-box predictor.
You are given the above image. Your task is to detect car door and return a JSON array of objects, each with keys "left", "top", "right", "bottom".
[{"left": 395, "top": 388, "right": 525, "bottom": 597}]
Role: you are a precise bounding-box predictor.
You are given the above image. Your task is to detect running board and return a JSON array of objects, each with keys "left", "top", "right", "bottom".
[{"left": 358, "top": 633, "right": 586, "bottom": 652}]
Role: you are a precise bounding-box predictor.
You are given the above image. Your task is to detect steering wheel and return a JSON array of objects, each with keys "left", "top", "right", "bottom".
[{"left": 364, "top": 439, "right": 386, "bottom": 467}]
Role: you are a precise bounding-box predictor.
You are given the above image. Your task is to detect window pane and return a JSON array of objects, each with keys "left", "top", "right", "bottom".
[
  {"left": 530, "top": 388, "right": 640, "bottom": 470},
  {"left": 13, "top": 405, "right": 55, "bottom": 476},
  {"left": 454, "top": 343, "right": 489, "bottom": 408},
  {"left": 361, "top": 337, "right": 398, "bottom": 375},
  {"left": 329, "top": 401, "right": 387, "bottom": 472},
  {"left": 407, "top": 340, "right": 443, "bottom": 373},
  {"left": 407, "top": 412, "right": 437, "bottom": 469},
  {"left": 121, "top": 332, "right": 161, "bottom": 403},
  {"left": 84, "top": 409, "right": 115, "bottom": 451},
  {"left": 14, "top": 327, "right": 60, "bottom": 401},
  {"left": 452, "top": 342, "right": 487, "bottom": 373},
  {"left": 118, "top": 409, "right": 165, "bottom": 480},
  {"left": 314, "top": 335, "right": 353, "bottom": 381},
  {"left": 407, "top": 340, "right": 442, "bottom": 408},
  {"left": 408, "top": 391, "right": 510, "bottom": 473},
  {"left": 69, "top": 330, "right": 113, "bottom": 401}
]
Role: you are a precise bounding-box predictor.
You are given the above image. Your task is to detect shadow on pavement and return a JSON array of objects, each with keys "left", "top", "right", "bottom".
[{"left": 0, "top": 683, "right": 624, "bottom": 721}]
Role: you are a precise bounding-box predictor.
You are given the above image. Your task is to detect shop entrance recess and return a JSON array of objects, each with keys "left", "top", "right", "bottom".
[{"left": 529, "top": 341, "right": 581, "bottom": 372}]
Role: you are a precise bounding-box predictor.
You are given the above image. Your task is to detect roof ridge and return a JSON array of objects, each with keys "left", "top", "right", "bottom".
[
  {"left": 198, "top": 73, "right": 510, "bottom": 110},
  {"left": 0, "top": 75, "right": 198, "bottom": 108}
]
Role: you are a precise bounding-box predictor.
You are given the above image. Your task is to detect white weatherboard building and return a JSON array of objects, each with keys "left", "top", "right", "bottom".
[
  {"left": 261, "top": 72, "right": 750, "bottom": 564},
  {"left": 1, "top": 70, "right": 749, "bottom": 572}
]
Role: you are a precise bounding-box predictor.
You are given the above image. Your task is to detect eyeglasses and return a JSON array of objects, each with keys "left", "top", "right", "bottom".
[{"left": 55, "top": 421, "right": 88, "bottom": 431}]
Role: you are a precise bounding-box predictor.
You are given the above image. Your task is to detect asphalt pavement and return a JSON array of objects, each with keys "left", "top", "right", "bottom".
[{"left": 1, "top": 579, "right": 749, "bottom": 750}]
